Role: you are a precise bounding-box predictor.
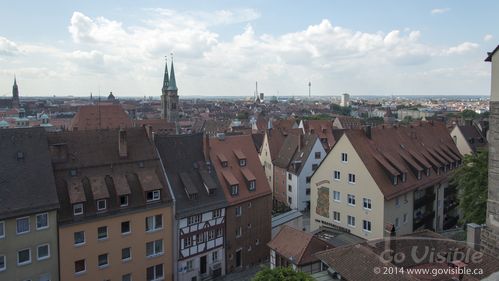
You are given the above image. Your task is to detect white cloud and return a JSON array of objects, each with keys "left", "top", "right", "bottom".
[
  {"left": 0, "top": 36, "right": 21, "bottom": 56},
  {"left": 444, "top": 42, "right": 479, "bottom": 55},
  {"left": 484, "top": 34, "right": 493, "bottom": 42},
  {"left": 431, "top": 8, "right": 450, "bottom": 15}
]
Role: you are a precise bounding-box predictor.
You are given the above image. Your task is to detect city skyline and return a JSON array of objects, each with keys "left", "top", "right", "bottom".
[{"left": 1, "top": 0, "right": 498, "bottom": 97}]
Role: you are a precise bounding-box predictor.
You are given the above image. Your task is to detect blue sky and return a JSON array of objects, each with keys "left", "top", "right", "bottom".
[{"left": 0, "top": 0, "right": 498, "bottom": 97}]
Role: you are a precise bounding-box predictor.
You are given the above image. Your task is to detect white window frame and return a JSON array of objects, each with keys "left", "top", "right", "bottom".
[
  {"left": 17, "top": 248, "right": 32, "bottom": 266},
  {"left": 333, "top": 211, "right": 341, "bottom": 223},
  {"left": 146, "top": 239, "right": 164, "bottom": 257},
  {"left": 347, "top": 194, "right": 356, "bottom": 206},
  {"left": 16, "top": 216, "right": 30, "bottom": 235},
  {"left": 341, "top": 153, "right": 348, "bottom": 163},
  {"left": 212, "top": 251, "right": 218, "bottom": 262},
  {"left": 348, "top": 173, "right": 356, "bottom": 184},
  {"left": 146, "top": 264, "right": 164, "bottom": 281},
  {"left": 120, "top": 195, "right": 129, "bottom": 207},
  {"left": 122, "top": 247, "right": 132, "bottom": 262},
  {"left": 347, "top": 215, "right": 356, "bottom": 227},
  {"left": 236, "top": 226, "right": 242, "bottom": 238},
  {"left": 333, "top": 191, "right": 341, "bottom": 202},
  {"left": 0, "top": 221, "right": 4, "bottom": 239},
  {"left": 98, "top": 253, "right": 109, "bottom": 268},
  {"left": 333, "top": 170, "right": 341, "bottom": 181},
  {"left": 249, "top": 180, "right": 256, "bottom": 191},
  {"left": 97, "top": 226, "right": 108, "bottom": 240},
  {"left": 0, "top": 255, "right": 6, "bottom": 272},
  {"left": 74, "top": 231, "right": 85, "bottom": 246},
  {"left": 121, "top": 221, "right": 131, "bottom": 235},
  {"left": 37, "top": 244, "right": 50, "bottom": 261},
  {"left": 403, "top": 213, "right": 408, "bottom": 224},
  {"left": 74, "top": 259, "right": 86, "bottom": 274},
  {"left": 363, "top": 198, "right": 372, "bottom": 210},
  {"left": 147, "top": 190, "right": 161, "bottom": 202},
  {"left": 122, "top": 273, "right": 132, "bottom": 281},
  {"left": 212, "top": 209, "right": 222, "bottom": 218},
  {"left": 73, "top": 203, "right": 84, "bottom": 216},
  {"left": 184, "top": 236, "right": 192, "bottom": 248},
  {"left": 97, "top": 199, "right": 107, "bottom": 211},
  {"left": 363, "top": 220, "right": 372, "bottom": 232},
  {"left": 36, "top": 213, "right": 49, "bottom": 230},
  {"left": 235, "top": 206, "right": 242, "bottom": 217},
  {"left": 146, "top": 215, "right": 163, "bottom": 232}
]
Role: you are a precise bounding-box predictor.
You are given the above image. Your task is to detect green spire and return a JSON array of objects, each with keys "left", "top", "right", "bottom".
[
  {"left": 167, "top": 54, "right": 177, "bottom": 91},
  {"left": 162, "top": 57, "right": 169, "bottom": 91}
]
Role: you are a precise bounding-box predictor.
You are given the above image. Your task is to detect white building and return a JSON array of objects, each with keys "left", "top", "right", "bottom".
[{"left": 340, "top": 93, "right": 350, "bottom": 107}]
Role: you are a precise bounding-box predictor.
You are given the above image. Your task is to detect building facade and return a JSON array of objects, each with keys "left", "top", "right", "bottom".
[
  {"left": 0, "top": 128, "right": 60, "bottom": 281},
  {"left": 310, "top": 123, "right": 462, "bottom": 240},
  {"left": 209, "top": 134, "right": 272, "bottom": 273},
  {"left": 48, "top": 127, "right": 174, "bottom": 281},
  {"left": 155, "top": 133, "right": 228, "bottom": 281},
  {"left": 482, "top": 46, "right": 499, "bottom": 257}
]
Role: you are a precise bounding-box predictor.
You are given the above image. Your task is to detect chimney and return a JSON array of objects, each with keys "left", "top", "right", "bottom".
[
  {"left": 365, "top": 125, "right": 372, "bottom": 139},
  {"left": 204, "top": 133, "right": 210, "bottom": 162},
  {"left": 119, "top": 129, "right": 128, "bottom": 158}
]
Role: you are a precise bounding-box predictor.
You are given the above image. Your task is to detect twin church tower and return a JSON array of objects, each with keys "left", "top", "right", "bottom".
[{"left": 161, "top": 56, "right": 179, "bottom": 122}]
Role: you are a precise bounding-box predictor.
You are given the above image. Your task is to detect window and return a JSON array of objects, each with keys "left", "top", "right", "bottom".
[
  {"left": 395, "top": 218, "right": 400, "bottom": 229},
  {"left": 74, "top": 231, "right": 85, "bottom": 245},
  {"left": 97, "top": 199, "right": 107, "bottom": 211},
  {"left": 363, "top": 198, "right": 372, "bottom": 210},
  {"left": 395, "top": 197, "right": 400, "bottom": 207},
  {"left": 70, "top": 169, "right": 77, "bottom": 176},
  {"left": 36, "top": 213, "right": 49, "bottom": 230},
  {"left": 97, "top": 226, "right": 108, "bottom": 240},
  {"left": 363, "top": 220, "right": 372, "bottom": 232},
  {"left": 212, "top": 209, "right": 222, "bottom": 218},
  {"left": 74, "top": 259, "right": 86, "bottom": 274},
  {"left": 146, "top": 264, "right": 163, "bottom": 281},
  {"left": 348, "top": 173, "right": 356, "bottom": 184},
  {"left": 187, "top": 214, "right": 201, "bottom": 225},
  {"left": 235, "top": 206, "right": 242, "bottom": 217},
  {"left": 122, "top": 273, "right": 132, "bottom": 281},
  {"left": 37, "top": 244, "right": 50, "bottom": 260},
  {"left": 0, "top": 255, "right": 5, "bottom": 272},
  {"left": 16, "top": 217, "right": 30, "bottom": 234},
  {"left": 121, "top": 221, "right": 131, "bottom": 234},
  {"left": 146, "top": 190, "right": 161, "bottom": 202},
  {"left": 222, "top": 161, "right": 228, "bottom": 168},
  {"left": 73, "top": 203, "right": 84, "bottom": 216},
  {"left": 146, "top": 240, "right": 164, "bottom": 257},
  {"left": 288, "top": 173, "right": 292, "bottom": 180},
  {"left": 98, "top": 253, "right": 108, "bottom": 267},
  {"left": 288, "top": 196, "right": 292, "bottom": 204},
  {"left": 341, "top": 153, "right": 348, "bottom": 163},
  {"left": 197, "top": 232, "right": 205, "bottom": 243},
  {"left": 0, "top": 221, "right": 4, "bottom": 239},
  {"left": 122, "top": 247, "right": 131, "bottom": 261},
  {"left": 312, "top": 164, "right": 318, "bottom": 171},
  {"left": 306, "top": 188, "right": 310, "bottom": 195},
  {"left": 236, "top": 226, "right": 242, "bottom": 238},
  {"left": 120, "top": 195, "right": 129, "bottom": 207},
  {"left": 230, "top": 184, "right": 239, "bottom": 196},
  {"left": 288, "top": 185, "right": 292, "bottom": 192},
  {"left": 212, "top": 251, "right": 218, "bottom": 262},
  {"left": 255, "top": 239, "right": 260, "bottom": 245},
  {"left": 17, "top": 248, "right": 31, "bottom": 265},
  {"left": 208, "top": 230, "right": 215, "bottom": 240},
  {"left": 347, "top": 216, "right": 356, "bottom": 227},
  {"left": 184, "top": 236, "right": 192, "bottom": 248},
  {"left": 333, "top": 170, "right": 340, "bottom": 180},
  {"left": 306, "top": 176, "right": 311, "bottom": 183},
  {"left": 146, "top": 215, "right": 163, "bottom": 231},
  {"left": 347, "top": 194, "right": 356, "bottom": 206},
  {"left": 239, "top": 159, "right": 246, "bottom": 167},
  {"left": 315, "top": 152, "right": 321, "bottom": 159},
  {"left": 333, "top": 211, "right": 341, "bottom": 222},
  {"left": 249, "top": 180, "right": 256, "bottom": 191},
  {"left": 333, "top": 191, "right": 341, "bottom": 202},
  {"left": 248, "top": 202, "right": 252, "bottom": 208},
  {"left": 216, "top": 228, "right": 223, "bottom": 237},
  {"left": 186, "top": 260, "right": 193, "bottom": 271},
  {"left": 403, "top": 213, "right": 408, "bottom": 224}
]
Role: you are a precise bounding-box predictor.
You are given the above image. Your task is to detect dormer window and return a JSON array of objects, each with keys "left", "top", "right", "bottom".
[
  {"left": 17, "top": 151, "right": 24, "bottom": 160},
  {"left": 218, "top": 154, "right": 228, "bottom": 168},
  {"left": 146, "top": 190, "right": 161, "bottom": 202},
  {"left": 401, "top": 172, "right": 407, "bottom": 183},
  {"left": 239, "top": 159, "right": 246, "bottom": 167},
  {"left": 73, "top": 203, "right": 84, "bottom": 216},
  {"left": 249, "top": 180, "right": 256, "bottom": 191},
  {"left": 393, "top": 175, "right": 398, "bottom": 185},
  {"left": 222, "top": 161, "right": 228, "bottom": 167},
  {"left": 230, "top": 185, "right": 239, "bottom": 196},
  {"left": 417, "top": 171, "right": 422, "bottom": 180},
  {"left": 97, "top": 199, "right": 107, "bottom": 211},
  {"left": 120, "top": 195, "right": 129, "bottom": 207}
]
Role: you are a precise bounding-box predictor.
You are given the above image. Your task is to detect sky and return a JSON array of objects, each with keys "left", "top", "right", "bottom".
[{"left": 0, "top": 0, "right": 498, "bottom": 98}]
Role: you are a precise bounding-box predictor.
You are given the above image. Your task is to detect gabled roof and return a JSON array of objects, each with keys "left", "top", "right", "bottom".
[
  {"left": 70, "top": 104, "right": 132, "bottom": 131},
  {"left": 0, "top": 127, "right": 59, "bottom": 220},
  {"left": 268, "top": 226, "right": 333, "bottom": 266}
]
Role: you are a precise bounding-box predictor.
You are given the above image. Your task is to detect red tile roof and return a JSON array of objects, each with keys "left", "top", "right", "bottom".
[{"left": 71, "top": 104, "right": 132, "bottom": 130}]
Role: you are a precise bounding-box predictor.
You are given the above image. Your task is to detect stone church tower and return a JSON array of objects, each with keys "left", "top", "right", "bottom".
[
  {"left": 482, "top": 45, "right": 499, "bottom": 257},
  {"left": 160, "top": 57, "right": 179, "bottom": 122},
  {"left": 12, "top": 76, "right": 20, "bottom": 108}
]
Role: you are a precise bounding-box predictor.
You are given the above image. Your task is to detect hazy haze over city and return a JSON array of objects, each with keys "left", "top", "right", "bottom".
[{"left": 0, "top": 0, "right": 498, "bottom": 97}]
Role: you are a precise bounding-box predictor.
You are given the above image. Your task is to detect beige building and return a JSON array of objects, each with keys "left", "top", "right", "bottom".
[
  {"left": 0, "top": 128, "right": 60, "bottom": 281},
  {"left": 48, "top": 127, "right": 174, "bottom": 281},
  {"left": 311, "top": 123, "right": 461, "bottom": 240},
  {"left": 450, "top": 123, "right": 487, "bottom": 156}
]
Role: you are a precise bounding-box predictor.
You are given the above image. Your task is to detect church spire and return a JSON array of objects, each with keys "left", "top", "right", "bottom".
[
  {"left": 12, "top": 75, "right": 20, "bottom": 108},
  {"left": 167, "top": 53, "right": 178, "bottom": 91},
  {"left": 162, "top": 56, "right": 169, "bottom": 92}
]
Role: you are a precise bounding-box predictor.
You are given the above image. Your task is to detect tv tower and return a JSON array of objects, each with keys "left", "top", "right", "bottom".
[{"left": 308, "top": 81, "right": 311, "bottom": 99}]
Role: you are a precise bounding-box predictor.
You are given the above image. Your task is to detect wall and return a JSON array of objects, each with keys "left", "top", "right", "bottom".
[
  {"left": 0, "top": 210, "right": 59, "bottom": 281},
  {"left": 450, "top": 126, "right": 473, "bottom": 156},
  {"left": 59, "top": 206, "right": 173, "bottom": 281}
]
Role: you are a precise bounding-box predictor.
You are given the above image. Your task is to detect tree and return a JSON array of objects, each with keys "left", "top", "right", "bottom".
[
  {"left": 451, "top": 151, "right": 488, "bottom": 224},
  {"left": 461, "top": 109, "right": 478, "bottom": 120},
  {"left": 252, "top": 267, "right": 314, "bottom": 281}
]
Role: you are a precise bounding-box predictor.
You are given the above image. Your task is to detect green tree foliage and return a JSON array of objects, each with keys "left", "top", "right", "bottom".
[
  {"left": 451, "top": 151, "right": 488, "bottom": 224},
  {"left": 461, "top": 109, "right": 478, "bottom": 120},
  {"left": 330, "top": 103, "right": 352, "bottom": 116},
  {"left": 252, "top": 267, "right": 314, "bottom": 281}
]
